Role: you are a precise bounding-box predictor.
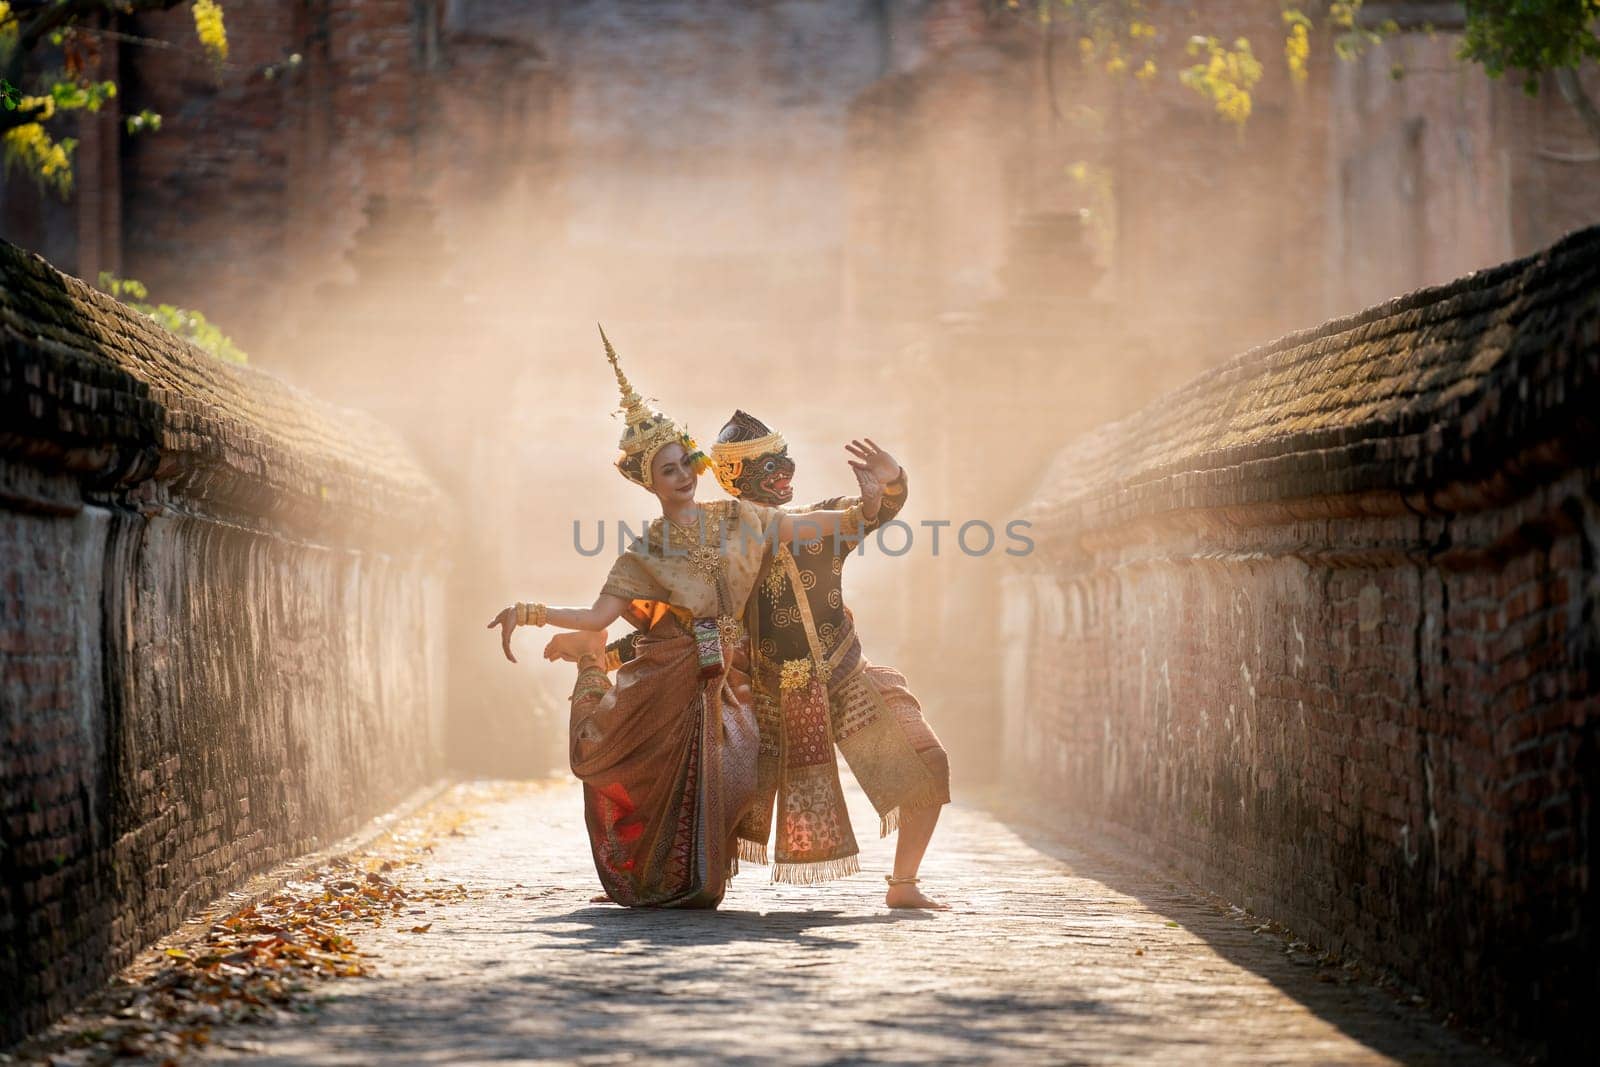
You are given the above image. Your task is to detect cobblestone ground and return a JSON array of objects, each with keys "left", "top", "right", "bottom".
[{"left": 203, "top": 780, "right": 1500, "bottom": 1066}]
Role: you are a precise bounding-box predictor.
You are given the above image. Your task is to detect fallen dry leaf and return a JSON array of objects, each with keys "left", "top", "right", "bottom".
[{"left": 9, "top": 787, "right": 491, "bottom": 1066}]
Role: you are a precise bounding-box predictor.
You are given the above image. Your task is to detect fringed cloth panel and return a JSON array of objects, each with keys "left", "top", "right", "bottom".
[{"left": 736, "top": 640, "right": 949, "bottom": 884}]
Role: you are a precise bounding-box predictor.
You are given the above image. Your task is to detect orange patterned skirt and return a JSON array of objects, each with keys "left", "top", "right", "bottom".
[{"left": 569, "top": 618, "right": 758, "bottom": 908}]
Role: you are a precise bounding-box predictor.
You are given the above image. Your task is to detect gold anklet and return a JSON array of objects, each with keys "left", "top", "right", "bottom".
[{"left": 884, "top": 875, "right": 919, "bottom": 886}]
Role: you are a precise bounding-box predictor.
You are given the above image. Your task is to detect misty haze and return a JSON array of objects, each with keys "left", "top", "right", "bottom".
[{"left": 3, "top": 2, "right": 1597, "bottom": 1064}]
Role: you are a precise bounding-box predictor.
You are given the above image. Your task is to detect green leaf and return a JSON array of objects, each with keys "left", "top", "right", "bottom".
[
  {"left": 126, "top": 109, "right": 163, "bottom": 135},
  {"left": 98, "top": 272, "right": 248, "bottom": 364}
]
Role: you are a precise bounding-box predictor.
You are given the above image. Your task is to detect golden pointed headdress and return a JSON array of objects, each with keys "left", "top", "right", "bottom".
[{"left": 599, "top": 324, "right": 709, "bottom": 489}]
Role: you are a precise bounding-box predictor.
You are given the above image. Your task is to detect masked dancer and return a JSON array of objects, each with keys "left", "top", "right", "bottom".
[{"left": 553, "top": 410, "right": 950, "bottom": 909}]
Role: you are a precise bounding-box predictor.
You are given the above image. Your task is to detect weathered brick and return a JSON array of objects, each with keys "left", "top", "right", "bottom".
[
  {"left": 1, "top": 242, "right": 449, "bottom": 1044},
  {"left": 1008, "top": 226, "right": 1600, "bottom": 1060}
]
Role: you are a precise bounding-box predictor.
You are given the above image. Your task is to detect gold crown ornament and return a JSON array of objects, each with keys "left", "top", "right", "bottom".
[
  {"left": 599, "top": 324, "right": 710, "bottom": 489},
  {"left": 710, "top": 430, "right": 788, "bottom": 497}
]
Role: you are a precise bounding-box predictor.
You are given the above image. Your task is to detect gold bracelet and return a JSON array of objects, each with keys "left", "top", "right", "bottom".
[
  {"left": 515, "top": 602, "right": 528, "bottom": 626},
  {"left": 530, "top": 603, "right": 548, "bottom": 627}
]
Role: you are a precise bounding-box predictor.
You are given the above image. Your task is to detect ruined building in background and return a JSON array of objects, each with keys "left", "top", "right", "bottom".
[
  {"left": 4, "top": 0, "right": 1596, "bottom": 395},
  {"left": 2, "top": 0, "right": 1597, "bottom": 776}
]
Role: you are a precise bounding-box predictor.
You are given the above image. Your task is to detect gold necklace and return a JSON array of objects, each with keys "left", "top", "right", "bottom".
[
  {"left": 665, "top": 510, "right": 703, "bottom": 544},
  {"left": 664, "top": 507, "right": 724, "bottom": 583}
]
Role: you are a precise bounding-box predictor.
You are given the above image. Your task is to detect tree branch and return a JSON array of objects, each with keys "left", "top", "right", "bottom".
[
  {"left": 0, "top": 102, "right": 52, "bottom": 137},
  {"left": 1, "top": 1, "right": 188, "bottom": 137},
  {"left": 17, "top": 1, "right": 112, "bottom": 56},
  {"left": 1357, "top": 3, "right": 1466, "bottom": 32},
  {"left": 17, "top": 1, "right": 187, "bottom": 54}
]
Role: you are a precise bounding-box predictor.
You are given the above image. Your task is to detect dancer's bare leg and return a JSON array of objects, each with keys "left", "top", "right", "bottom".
[{"left": 885, "top": 802, "right": 949, "bottom": 909}]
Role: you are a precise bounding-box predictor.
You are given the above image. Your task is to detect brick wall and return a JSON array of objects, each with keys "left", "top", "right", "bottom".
[
  {"left": 116, "top": 0, "right": 451, "bottom": 355},
  {"left": 0, "top": 241, "right": 449, "bottom": 1044},
  {"left": 1009, "top": 225, "right": 1600, "bottom": 1058}
]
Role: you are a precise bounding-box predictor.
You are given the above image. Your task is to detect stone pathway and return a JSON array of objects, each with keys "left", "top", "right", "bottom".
[{"left": 202, "top": 780, "right": 1502, "bottom": 1066}]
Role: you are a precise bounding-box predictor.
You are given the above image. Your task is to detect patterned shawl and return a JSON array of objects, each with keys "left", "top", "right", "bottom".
[{"left": 735, "top": 543, "right": 943, "bottom": 884}]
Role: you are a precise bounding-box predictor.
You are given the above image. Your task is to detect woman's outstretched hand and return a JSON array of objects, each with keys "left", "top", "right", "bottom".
[{"left": 486, "top": 607, "right": 519, "bottom": 663}]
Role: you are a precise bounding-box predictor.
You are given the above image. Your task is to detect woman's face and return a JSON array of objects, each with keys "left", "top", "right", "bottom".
[{"left": 650, "top": 442, "right": 698, "bottom": 509}]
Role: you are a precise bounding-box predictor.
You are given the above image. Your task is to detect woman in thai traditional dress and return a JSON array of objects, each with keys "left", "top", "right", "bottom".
[{"left": 486, "top": 328, "right": 868, "bottom": 909}]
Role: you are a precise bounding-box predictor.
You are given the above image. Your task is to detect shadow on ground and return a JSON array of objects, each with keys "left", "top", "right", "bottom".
[
  {"left": 197, "top": 781, "right": 1501, "bottom": 1066},
  {"left": 985, "top": 803, "right": 1505, "bottom": 1066},
  {"left": 534, "top": 904, "right": 933, "bottom": 947}
]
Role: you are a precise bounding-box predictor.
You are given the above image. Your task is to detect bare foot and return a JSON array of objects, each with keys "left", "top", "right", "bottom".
[
  {"left": 885, "top": 883, "right": 949, "bottom": 910},
  {"left": 590, "top": 892, "right": 615, "bottom": 904}
]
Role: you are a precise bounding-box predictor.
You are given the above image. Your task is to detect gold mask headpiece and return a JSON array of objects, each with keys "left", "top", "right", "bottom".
[
  {"left": 710, "top": 431, "right": 788, "bottom": 497},
  {"left": 600, "top": 324, "right": 709, "bottom": 490}
]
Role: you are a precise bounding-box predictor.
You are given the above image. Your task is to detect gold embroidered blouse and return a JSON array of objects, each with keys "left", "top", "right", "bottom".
[{"left": 600, "top": 498, "right": 783, "bottom": 622}]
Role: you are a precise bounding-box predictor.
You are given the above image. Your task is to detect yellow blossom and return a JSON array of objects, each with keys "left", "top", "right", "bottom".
[
  {"left": 3, "top": 124, "right": 76, "bottom": 194},
  {"left": 1285, "top": 20, "right": 1310, "bottom": 84},
  {"left": 1180, "top": 36, "right": 1263, "bottom": 127},
  {"left": 192, "top": 0, "right": 228, "bottom": 69}
]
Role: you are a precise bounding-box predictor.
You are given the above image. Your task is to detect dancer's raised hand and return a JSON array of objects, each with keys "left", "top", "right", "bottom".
[
  {"left": 850, "top": 459, "right": 883, "bottom": 520},
  {"left": 846, "top": 438, "right": 902, "bottom": 483},
  {"left": 846, "top": 438, "right": 898, "bottom": 519}
]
